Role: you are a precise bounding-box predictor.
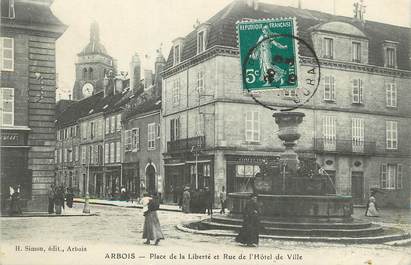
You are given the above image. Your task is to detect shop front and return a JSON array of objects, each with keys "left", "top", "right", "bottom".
[
  {"left": 123, "top": 162, "right": 139, "bottom": 198},
  {"left": 104, "top": 165, "right": 121, "bottom": 199},
  {"left": 225, "top": 155, "right": 279, "bottom": 193}
]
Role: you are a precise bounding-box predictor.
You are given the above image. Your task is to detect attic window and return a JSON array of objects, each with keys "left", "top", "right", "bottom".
[
  {"left": 89, "top": 109, "right": 94, "bottom": 114},
  {"left": 173, "top": 45, "right": 181, "bottom": 65},
  {"left": 197, "top": 31, "right": 206, "bottom": 54},
  {"left": 383, "top": 41, "right": 398, "bottom": 68},
  {"left": 103, "top": 104, "right": 109, "bottom": 110},
  {"left": 1, "top": 0, "right": 15, "bottom": 19}
]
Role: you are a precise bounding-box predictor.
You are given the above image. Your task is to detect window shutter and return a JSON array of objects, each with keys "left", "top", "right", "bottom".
[
  {"left": 397, "top": 164, "right": 402, "bottom": 189},
  {"left": 380, "top": 163, "right": 387, "bottom": 188}
]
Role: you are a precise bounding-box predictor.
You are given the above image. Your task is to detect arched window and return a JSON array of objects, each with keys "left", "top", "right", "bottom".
[
  {"left": 89, "top": 67, "right": 93, "bottom": 80},
  {"left": 82, "top": 68, "right": 88, "bottom": 80}
]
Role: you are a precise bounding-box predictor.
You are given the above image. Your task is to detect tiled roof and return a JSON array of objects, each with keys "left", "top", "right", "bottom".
[
  {"left": 56, "top": 91, "right": 126, "bottom": 128},
  {"left": 122, "top": 89, "right": 161, "bottom": 121},
  {"left": 165, "top": 1, "right": 410, "bottom": 70},
  {"left": 1, "top": 0, "right": 66, "bottom": 29}
]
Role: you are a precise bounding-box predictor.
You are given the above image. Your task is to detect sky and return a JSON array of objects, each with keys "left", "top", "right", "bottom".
[{"left": 51, "top": 0, "right": 410, "bottom": 100}]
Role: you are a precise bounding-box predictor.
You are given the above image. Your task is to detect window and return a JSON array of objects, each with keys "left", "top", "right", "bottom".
[
  {"left": 148, "top": 123, "right": 155, "bottom": 150},
  {"left": 110, "top": 116, "right": 115, "bottom": 133},
  {"left": 116, "top": 114, "right": 121, "bottom": 131},
  {"left": 386, "top": 121, "right": 398, "bottom": 150},
  {"left": 324, "top": 76, "right": 336, "bottom": 101},
  {"left": 385, "top": 83, "right": 397, "bottom": 107},
  {"left": 59, "top": 149, "right": 63, "bottom": 164},
  {"left": 81, "top": 146, "right": 86, "bottom": 164},
  {"left": 170, "top": 117, "right": 180, "bottom": 141},
  {"left": 104, "top": 143, "right": 109, "bottom": 164},
  {"left": 352, "top": 42, "right": 361, "bottom": 62},
  {"left": 156, "top": 124, "right": 160, "bottom": 139},
  {"left": 88, "top": 67, "right": 93, "bottom": 80},
  {"left": 89, "top": 146, "right": 94, "bottom": 164},
  {"left": 0, "top": 88, "right": 14, "bottom": 126},
  {"left": 68, "top": 148, "right": 73, "bottom": 162},
  {"left": 75, "top": 146, "right": 79, "bottom": 161},
  {"left": 352, "top": 79, "right": 363, "bottom": 104},
  {"left": 173, "top": 45, "right": 180, "bottom": 65},
  {"left": 81, "top": 123, "right": 87, "bottom": 139},
  {"left": 197, "top": 31, "right": 206, "bottom": 54},
  {"left": 172, "top": 79, "right": 180, "bottom": 105},
  {"left": 110, "top": 142, "right": 115, "bottom": 163},
  {"left": 105, "top": 117, "right": 109, "bottom": 134},
  {"left": 1, "top": 0, "right": 15, "bottom": 19},
  {"left": 132, "top": 128, "right": 140, "bottom": 151},
  {"left": 54, "top": 150, "right": 58, "bottom": 164},
  {"left": 90, "top": 121, "right": 95, "bottom": 139},
  {"left": 236, "top": 165, "right": 260, "bottom": 178},
  {"left": 82, "top": 68, "right": 87, "bottom": 80},
  {"left": 125, "top": 130, "right": 132, "bottom": 151},
  {"left": 323, "top": 116, "right": 336, "bottom": 151},
  {"left": 1, "top": 37, "right": 14, "bottom": 71},
  {"left": 385, "top": 47, "right": 396, "bottom": 68},
  {"left": 245, "top": 111, "right": 260, "bottom": 142},
  {"left": 381, "top": 164, "right": 402, "bottom": 189},
  {"left": 63, "top": 148, "right": 67, "bottom": 163},
  {"left": 352, "top": 118, "right": 364, "bottom": 152},
  {"left": 323, "top": 38, "right": 333, "bottom": 59},
  {"left": 197, "top": 71, "right": 204, "bottom": 93},
  {"left": 115, "top": 142, "right": 120, "bottom": 163}
]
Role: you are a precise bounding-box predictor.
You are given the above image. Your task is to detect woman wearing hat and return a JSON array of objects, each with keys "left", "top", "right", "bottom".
[
  {"left": 235, "top": 193, "right": 261, "bottom": 247},
  {"left": 182, "top": 186, "right": 191, "bottom": 213}
]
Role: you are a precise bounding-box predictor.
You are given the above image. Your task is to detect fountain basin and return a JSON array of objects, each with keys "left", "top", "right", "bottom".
[{"left": 229, "top": 192, "right": 353, "bottom": 222}]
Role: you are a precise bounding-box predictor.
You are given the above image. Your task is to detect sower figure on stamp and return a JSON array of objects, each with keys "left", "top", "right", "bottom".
[
  {"left": 252, "top": 25, "right": 288, "bottom": 86},
  {"left": 235, "top": 193, "right": 261, "bottom": 247},
  {"left": 142, "top": 193, "right": 165, "bottom": 245}
]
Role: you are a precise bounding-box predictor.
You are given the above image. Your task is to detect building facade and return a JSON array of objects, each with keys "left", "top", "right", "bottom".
[
  {"left": 162, "top": 0, "right": 411, "bottom": 207},
  {"left": 1, "top": 0, "right": 66, "bottom": 212}
]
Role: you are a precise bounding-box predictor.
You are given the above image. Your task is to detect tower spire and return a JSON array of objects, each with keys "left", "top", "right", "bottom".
[{"left": 90, "top": 21, "right": 100, "bottom": 43}]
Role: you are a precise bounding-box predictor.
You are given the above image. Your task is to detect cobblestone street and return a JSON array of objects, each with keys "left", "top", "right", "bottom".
[{"left": 1, "top": 204, "right": 410, "bottom": 265}]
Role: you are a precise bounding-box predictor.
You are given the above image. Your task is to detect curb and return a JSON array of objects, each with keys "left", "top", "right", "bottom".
[
  {"left": 1, "top": 213, "right": 98, "bottom": 218},
  {"left": 176, "top": 223, "right": 411, "bottom": 245},
  {"left": 73, "top": 199, "right": 182, "bottom": 213}
]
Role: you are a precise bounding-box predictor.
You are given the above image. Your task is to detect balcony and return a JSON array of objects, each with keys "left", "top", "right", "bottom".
[
  {"left": 167, "top": 136, "right": 205, "bottom": 153},
  {"left": 313, "top": 138, "right": 376, "bottom": 155}
]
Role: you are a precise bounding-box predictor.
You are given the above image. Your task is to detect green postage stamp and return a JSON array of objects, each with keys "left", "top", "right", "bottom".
[{"left": 237, "top": 18, "right": 299, "bottom": 91}]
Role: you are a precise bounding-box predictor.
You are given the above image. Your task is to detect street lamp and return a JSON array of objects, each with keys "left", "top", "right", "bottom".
[{"left": 83, "top": 148, "right": 91, "bottom": 214}]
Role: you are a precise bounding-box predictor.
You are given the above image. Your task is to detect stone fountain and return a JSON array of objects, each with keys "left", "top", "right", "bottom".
[{"left": 180, "top": 111, "right": 410, "bottom": 243}]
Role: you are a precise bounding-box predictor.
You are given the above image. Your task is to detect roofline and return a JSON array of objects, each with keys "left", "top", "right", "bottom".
[{"left": 1, "top": 21, "right": 67, "bottom": 36}]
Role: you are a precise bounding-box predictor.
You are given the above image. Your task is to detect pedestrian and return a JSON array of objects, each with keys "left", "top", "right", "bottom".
[
  {"left": 142, "top": 193, "right": 165, "bottom": 245},
  {"left": 205, "top": 187, "right": 213, "bottom": 215},
  {"left": 9, "top": 186, "right": 22, "bottom": 215},
  {"left": 66, "top": 187, "right": 74, "bottom": 208},
  {"left": 182, "top": 186, "right": 191, "bottom": 213},
  {"left": 48, "top": 184, "right": 55, "bottom": 214},
  {"left": 219, "top": 186, "right": 227, "bottom": 214},
  {"left": 365, "top": 192, "right": 379, "bottom": 217},
  {"left": 235, "top": 193, "right": 261, "bottom": 247},
  {"left": 54, "top": 185, "right": 65, "bottom": 215}
]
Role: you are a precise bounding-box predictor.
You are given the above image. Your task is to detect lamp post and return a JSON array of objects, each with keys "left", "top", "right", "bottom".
[{"left": 83, "top": 148, "right": 90, "bottom": 214}]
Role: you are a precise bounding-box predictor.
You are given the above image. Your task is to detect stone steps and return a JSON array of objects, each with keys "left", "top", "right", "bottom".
[
  {"left": 201, "top": 219, "right": 383, "bottom": 237},
  {"left": 212, "top": 215, "right": 372, "bottom": 230}
]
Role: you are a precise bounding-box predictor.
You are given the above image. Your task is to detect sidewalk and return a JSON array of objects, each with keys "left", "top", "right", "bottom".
[
  {"left": 73, "top": 197, "right": 182, "bottom": 212},
  {"left": 2, "top": 204, "right": 97, "bottom": 218}
]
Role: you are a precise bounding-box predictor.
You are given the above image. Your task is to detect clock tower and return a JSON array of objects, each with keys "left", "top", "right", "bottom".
[{"left": 72, "top": 22, "right": 115, "bottom": 100}]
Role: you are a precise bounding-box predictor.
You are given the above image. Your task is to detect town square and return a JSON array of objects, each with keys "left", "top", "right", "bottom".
[{"left": 0, "top": 0, "right": 410, "bottom": 264}]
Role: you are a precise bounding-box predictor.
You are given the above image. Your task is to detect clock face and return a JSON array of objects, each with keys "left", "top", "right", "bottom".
[{"left": 82, "top": 83, "right": 94, "bottom": 97}]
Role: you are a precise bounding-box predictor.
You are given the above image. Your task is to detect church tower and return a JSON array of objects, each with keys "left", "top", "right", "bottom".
[
  {"left": 129, "top": 53, "right": 141, "bottom": 94},
  {"left": 72, "top": 22, "right": 115, "bottom": 100}
]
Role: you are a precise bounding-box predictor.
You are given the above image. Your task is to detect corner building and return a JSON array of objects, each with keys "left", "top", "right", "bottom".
[
  {"left": 161, "top": 1, "right": 411, "bottom": 207},
  {"left": 0, "top": 0, "right": 66, "bottom": 212}
]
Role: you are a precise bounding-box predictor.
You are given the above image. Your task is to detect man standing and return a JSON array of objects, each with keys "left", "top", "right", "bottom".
[
  {"left": 205, "top": 187, "right": 213, "bottom": 215},
  {"left": 235, "top": 193, "right": 261, "bottom": 247},
  {"left": 219, "top": 186, "right": 227, "bottom": 214},
  {"left": 182, "top": 187, "right": 190, "bottom": 213}
]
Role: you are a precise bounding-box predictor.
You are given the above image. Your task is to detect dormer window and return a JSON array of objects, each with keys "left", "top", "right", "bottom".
[
  {"left": 173, "top": 45, "right": 181, "bottom": 65},
  {"left": 197, "top": 31, "right": 206, "bottom": 54},
  {"left": 352, "top": 42, "right": 361, "bottom": 63},
  {"left": 323, "top": 38, "right": 333, "bottom": 59},
  {"left": 383, "top": 42, "right": 397, "bottom": 68},
  {"left": 1, "top": 0, "right": 15, "bottom": 19}
]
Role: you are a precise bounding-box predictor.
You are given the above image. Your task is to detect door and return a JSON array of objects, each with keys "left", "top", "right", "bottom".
[{"left": 351, "top": 171, "right": 364, "bottom": 205}]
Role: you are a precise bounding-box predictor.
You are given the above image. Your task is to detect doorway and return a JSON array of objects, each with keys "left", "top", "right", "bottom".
[
  {"left": 146, "top": 164, "right": 156, "bottom": 195},
  {"left": 351, "top": 171, "right": 364, "bottom": 205}
]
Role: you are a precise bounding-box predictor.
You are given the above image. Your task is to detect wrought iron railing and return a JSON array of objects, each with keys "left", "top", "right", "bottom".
[
  {"left": 167, "top": 136, "right": 205, "bottom": 153},
  {"left": 313, "top": 138, "right": 376, "bottom": 155}
]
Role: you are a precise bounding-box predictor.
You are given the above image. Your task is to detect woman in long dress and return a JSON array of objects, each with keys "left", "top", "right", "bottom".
[
  {"left": 182, "top": 187, "right": 191, "bottom": 213},
  {"left": 235, "top": 193, "right": 261, "bottom": 246},
  {"left": 366, "top": 195, "right": 379, "bottom": 217},
  {"left": 142, "top": 193, "right": 165, "bottom": 245}
]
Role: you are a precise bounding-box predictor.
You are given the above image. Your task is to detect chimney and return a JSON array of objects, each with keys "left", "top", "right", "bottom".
[
  {"left": 144, "top": 69, "right": 153, "bottom": 91},
  {"left": 353, "top": 0, "right": 366, "bottom": 24},
  {"left": 245, "top": 0, "right": 258, "bottom": 10},
  {"left": 130, "top": 53, "right": 141, "bottom": 94}
]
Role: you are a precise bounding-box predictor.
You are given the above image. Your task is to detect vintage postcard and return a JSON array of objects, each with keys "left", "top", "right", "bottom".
[{"left": 1, "top": 0, "right": 410, "bottom": 264}]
